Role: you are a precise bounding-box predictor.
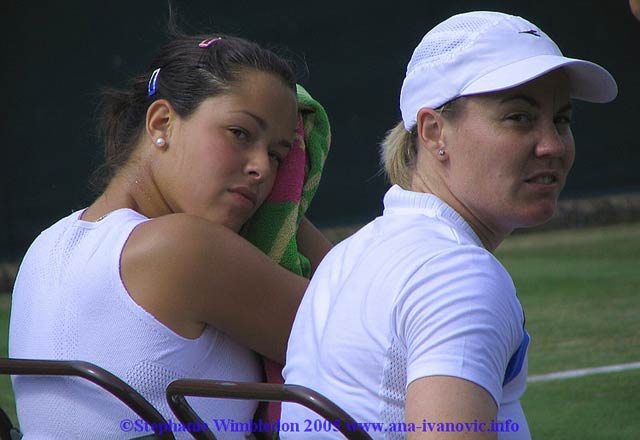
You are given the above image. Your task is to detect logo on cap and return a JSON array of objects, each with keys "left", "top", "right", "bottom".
[{"left": 519, "top": 29, "right": 541, "bottom": 37}]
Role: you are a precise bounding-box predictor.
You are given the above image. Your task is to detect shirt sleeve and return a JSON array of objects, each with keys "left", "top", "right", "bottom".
[{"left": 394, "top": 245, "right": 524, "bottom": 405}]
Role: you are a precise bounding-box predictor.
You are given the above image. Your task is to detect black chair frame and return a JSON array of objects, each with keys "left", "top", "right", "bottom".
[
  {"left": 166, "top": 379, "right": 373, "bottom": 440},
  {"left": 0, "top": 357, "right": 175, "bottom": 439}
]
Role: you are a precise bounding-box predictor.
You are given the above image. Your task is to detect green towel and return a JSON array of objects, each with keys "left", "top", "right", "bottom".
[
  {"left": 242, "top": 84, "right": 330, "bottom": 276},
  {"left": 240, "top": 84, "right": 330, "bottom": 425}
]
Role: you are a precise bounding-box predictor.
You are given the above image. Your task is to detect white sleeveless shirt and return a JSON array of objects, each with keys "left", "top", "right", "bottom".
[{"left": 9, "top": 209, "right": 261, "bottom": 439}]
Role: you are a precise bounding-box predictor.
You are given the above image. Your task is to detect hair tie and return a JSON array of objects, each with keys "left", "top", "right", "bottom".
[
  {"left": 198, "top": 37, "right": 222, "bottom": 48},
  {"left": 147, "top": 68, "right": 161, "bottom": 97}
]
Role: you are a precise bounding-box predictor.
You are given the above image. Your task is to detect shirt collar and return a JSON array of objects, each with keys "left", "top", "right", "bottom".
[{"left": 383, "top": 184, "right": 484, "bottom": 247}]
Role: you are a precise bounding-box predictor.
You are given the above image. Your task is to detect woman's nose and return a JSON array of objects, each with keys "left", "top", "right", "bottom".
[
  {"left": 535, "top": 122, "right": 574, "bottom": 160},
  {"left": 245, "top": 149, "right": 271, "bottom": 182}
]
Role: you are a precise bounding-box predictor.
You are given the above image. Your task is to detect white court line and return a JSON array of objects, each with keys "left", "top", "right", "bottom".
[{"left": 527, "top": 361, "right": 640, "bottom": 383}]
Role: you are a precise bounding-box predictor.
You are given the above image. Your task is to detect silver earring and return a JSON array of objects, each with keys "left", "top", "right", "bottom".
[
  {"left": 155, "top": 137, "right": 166, "bottom": 147},
  {"left": 438, "top": 149, "right": 445, "bottom": 156}
]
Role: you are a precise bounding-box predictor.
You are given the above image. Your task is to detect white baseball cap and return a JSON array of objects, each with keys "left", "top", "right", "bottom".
[{"left": 400, "top": 11, "right": 618, "bottom": 130}]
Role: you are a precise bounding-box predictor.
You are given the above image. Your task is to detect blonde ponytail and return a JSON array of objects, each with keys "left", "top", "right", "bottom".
[{"left": 379, "top": 122, "right": 416, "bottom": 189}]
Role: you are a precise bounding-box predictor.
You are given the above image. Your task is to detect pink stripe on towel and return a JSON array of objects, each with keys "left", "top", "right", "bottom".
[
  {"left": 267, "top": 144, "right": 306, "bottom": 203},
  {"left": 263, "top": 358, "right": 284, "bottom": 423},
  {"left": 266, "top": 122, "right": 307, "bottom": 203}
]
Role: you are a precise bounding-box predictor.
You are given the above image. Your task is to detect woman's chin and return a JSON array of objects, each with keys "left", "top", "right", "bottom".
[{"left": 519, "top": 204, "right": 558, "bottom": 229}]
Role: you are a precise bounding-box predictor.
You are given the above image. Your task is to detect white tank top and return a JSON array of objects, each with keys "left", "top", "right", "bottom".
[{"left": 9, "top": 209, "right": 261, "bottom": 439}]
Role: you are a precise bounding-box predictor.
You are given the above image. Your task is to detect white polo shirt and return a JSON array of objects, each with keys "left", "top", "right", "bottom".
[{"left": 282, "top": 185, "right": 530, "bottom": 439}]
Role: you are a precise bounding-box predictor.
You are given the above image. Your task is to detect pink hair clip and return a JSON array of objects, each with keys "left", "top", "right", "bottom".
[{"left": 198, "top": 37, "right": 223, "bottom": 48}]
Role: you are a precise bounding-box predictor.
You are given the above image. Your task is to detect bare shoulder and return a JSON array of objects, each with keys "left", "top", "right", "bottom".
[
  {"left": 119, "top": 213, "right": 257, "bottom": 338},
  {"left": 125, "top": 213, "right": 241, "bottom": 257},
  {"left": 120, "top": 213, "right": 307, "bottom": 360},
  {"left": 121, "top": 212, "right": 270, "bottom": 298}
]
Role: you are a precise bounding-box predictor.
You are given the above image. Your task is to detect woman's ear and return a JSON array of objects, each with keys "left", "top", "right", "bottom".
[
  {"left": 416, "top": 108, "right": 447, "bottom": 160},
  {"left": 145, "top": 99, "right": 175, "bottom": 148}
]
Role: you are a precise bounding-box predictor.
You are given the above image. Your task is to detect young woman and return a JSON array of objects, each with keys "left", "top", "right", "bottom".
[
  {"left": 9, "top": 32, "right": 330, "bottom": 438},
  {"left": 282, "top": 11, "right": 617, "bottom": 439}
]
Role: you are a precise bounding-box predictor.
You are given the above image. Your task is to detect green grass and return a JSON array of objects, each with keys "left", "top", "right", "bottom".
[
  {"left": 496, "top": 222, "right": 640, "bottom": 375},
  {"left": 0, "top": 222, "right": 639, "bottom": 437},
  {"left": 523, "top": 370, "right": 640, "bottom": 439},
  {"left": 0, "top": 294, "right": 17, "bottom": 426},
  {"left": 495, "top": 222, "right": 640, "bottom": 438}
]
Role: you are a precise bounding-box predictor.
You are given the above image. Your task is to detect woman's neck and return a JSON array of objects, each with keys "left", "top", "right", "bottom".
[
  {"left": 83, "top": 166, "right": 170, "bottom": 221},
  {"left": 410, "top": 172, "right": 508, "bottom": 252}
]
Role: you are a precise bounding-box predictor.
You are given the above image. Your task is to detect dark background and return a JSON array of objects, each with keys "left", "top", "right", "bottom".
[{"left": 2, "top": 1, "right": 639, "bottom": 261}]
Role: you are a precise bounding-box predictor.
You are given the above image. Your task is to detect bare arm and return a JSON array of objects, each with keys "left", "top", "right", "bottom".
[
  {"left": 121, "top": 214, "right": 309, "bottom": 364},
  {"left": 406, "top": 376, "right": 498, "bottom": 440},
  {"left": 296, "top": 216, "right": 332, "bottom": 273}
]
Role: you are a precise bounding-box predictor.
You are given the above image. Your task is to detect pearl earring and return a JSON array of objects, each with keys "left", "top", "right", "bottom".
[{"left": 155, "top": 137, "right": 166, "bottom": 147}]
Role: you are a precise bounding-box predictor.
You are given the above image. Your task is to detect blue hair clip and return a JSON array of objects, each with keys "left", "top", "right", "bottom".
[{"left": 147, "top": 68, "right": 161, "bottom": 97}]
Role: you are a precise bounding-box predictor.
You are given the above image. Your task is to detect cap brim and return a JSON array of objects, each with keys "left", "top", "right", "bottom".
[{"left": 461, "top": 55, "right": 618, "bottom": 103}]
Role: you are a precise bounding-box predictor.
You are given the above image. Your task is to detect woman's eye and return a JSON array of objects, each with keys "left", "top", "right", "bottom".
[
  {"left": 506, "top": 113, "right": 532, "bottom": 123},
  {"left": 230, "top": 128, "right": 249, "bottom": 140},
  {"left": 269, "top": 152, "right": 284, "bottom": 166},
  {"left": 554, "top": 114, "right": 572, "bottom": 125}
]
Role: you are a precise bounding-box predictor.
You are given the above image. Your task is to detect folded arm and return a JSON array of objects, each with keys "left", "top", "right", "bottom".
[
  {"left": 296, "top": 216, "right": 333, "bottom": 273},
  {"left": 121, "top": 214, "right": 309, "bottom": 364}
]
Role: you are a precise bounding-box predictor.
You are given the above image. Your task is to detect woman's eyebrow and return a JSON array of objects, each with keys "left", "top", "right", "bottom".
[
  {"left": 500, "top": 94, "right": 539, "bottom": 107},
  {"left": 499, "top": 95, "right": 573, "bottom": 113},
  {"left": 557, "top": 102, "right": 573, "bottom": 113},
  {"left": 234, "top": 110, "right": 267, "bottom": 130},
  {"left": 234, "top": 110, "right": 295, "bottom": 150}
]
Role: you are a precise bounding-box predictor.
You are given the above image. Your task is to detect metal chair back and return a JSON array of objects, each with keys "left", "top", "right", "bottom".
[
  {"left": 166, "top": 379, "right": 373, "bottom": 440},
  {"left": 0, "top": 357, "right": 175, "bottom": 439}
]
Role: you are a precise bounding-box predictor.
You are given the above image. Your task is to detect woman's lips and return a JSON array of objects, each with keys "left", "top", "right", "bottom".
[{"left": 228, "top": 187, "right": 257, "bottom": 207}]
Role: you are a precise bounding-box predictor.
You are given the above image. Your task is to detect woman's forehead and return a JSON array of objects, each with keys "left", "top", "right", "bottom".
[{"left": 468, "top": 70, "right": 572, "bottom": 107}]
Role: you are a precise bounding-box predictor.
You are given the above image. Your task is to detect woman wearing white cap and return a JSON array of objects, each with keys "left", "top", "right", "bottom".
[{"left": 281, "top": 11, "right": 617, "bottom": 440}]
